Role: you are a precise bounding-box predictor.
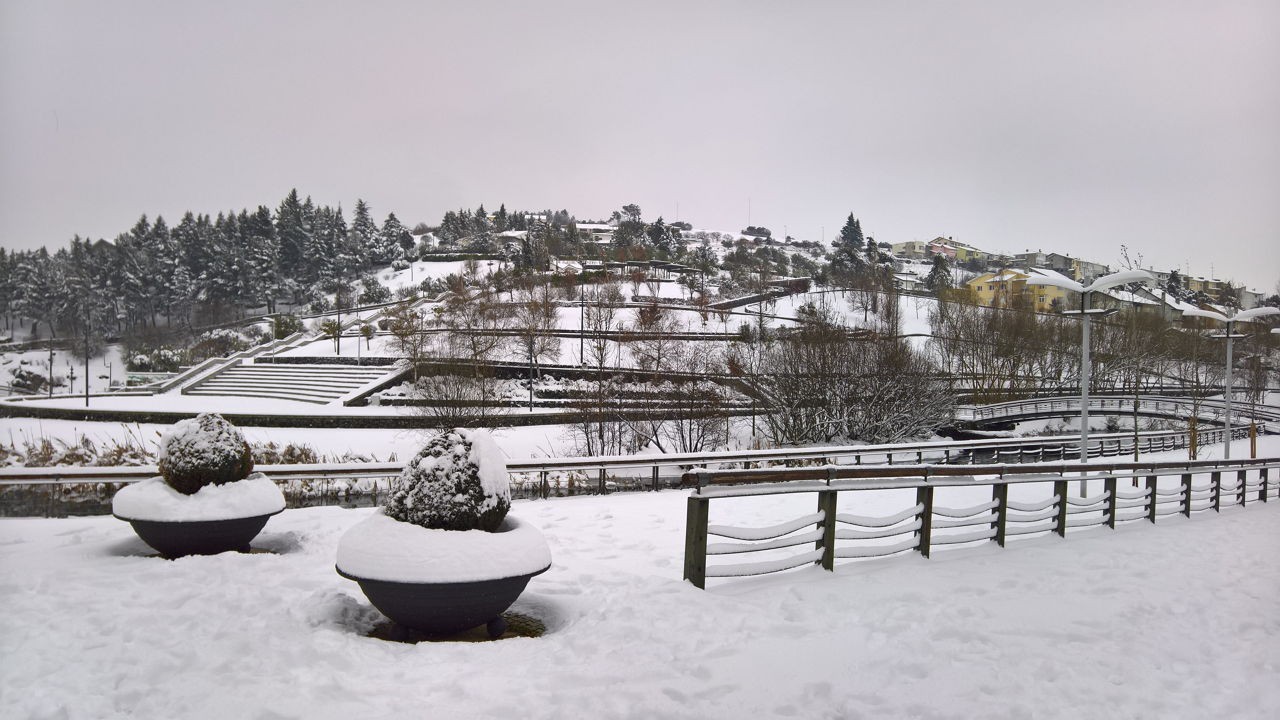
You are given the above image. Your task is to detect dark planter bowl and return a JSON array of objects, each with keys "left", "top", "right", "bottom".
[
  {"left": 117, "top": 510, "right": 283, "bottom": 558},
  {"left": 338, "top": 564, "right": 550, "bottom": 637}
]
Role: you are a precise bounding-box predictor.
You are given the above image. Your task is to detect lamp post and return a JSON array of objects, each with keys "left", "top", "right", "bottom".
[
  {"left": 1025, "top": 269, "right": 1155, "bottom": 468},
  {"left": 1179, "top": 306, "right": 1280, "bottom": 459}
]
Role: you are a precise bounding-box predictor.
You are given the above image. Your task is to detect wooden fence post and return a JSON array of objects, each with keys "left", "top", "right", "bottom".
[
  {"left": 598, "top": 468, "right": 607, "bottom": 494},
  {"left": 1260, "top": 468, "right": 1269, "bottom": 503},
  {"left": 683, "top": 496, "right": 709, "bottom": 589},
  {"left": 1211, "top": 471, "right": 1221, "bottom": 512},
  {"left": 1105, "top": 477, "right": 1117, "bottom": 529},
  {"left": 1054, "top": 480, "right": 1069, "bottom": 537},
  {"left": 993, "top": 484, "right": 1009, "bottom": 546},
  {"left": 1238, "top": 470, "right": 1248, "bottom": 507},
  {"left": 1181, "top": 473, "right": 1193, "bottom": 517},
  {"left": 817, "top": 491, "right": 837, "bottom": 571},
  {"left": 652, "top": 465, "right": 660, "bottom": 491},
  {"left": 916, "top": 485, "right": 934, "bottom": 559},
  {"left": 1146, "top": 475, "right": 1159, "bottom": 524}
]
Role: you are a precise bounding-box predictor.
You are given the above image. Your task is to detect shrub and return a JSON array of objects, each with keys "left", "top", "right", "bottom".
[
  {"left": 391, "top": 259, "right": 411, "bottom": 271},
  {"left": 189, "top": 329, "right": 252, "bottom": 363},
  {"left": 157, "top": 413, "right": 255, "bottom": 495},
  {"left": 273, "top": 314, "right": 304, "bottom": 339},
  {"left": 125, "top": 346, "right": 185, "bottom": 373},
  {"left": 358, "top": 276, "right": 392, "bottom": 305},
  {"left": 384, "top": 429, "right": 510, "bottom": 532}
]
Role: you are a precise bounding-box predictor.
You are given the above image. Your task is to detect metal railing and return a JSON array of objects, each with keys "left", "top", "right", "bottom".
[
  {"left": 957, "top": 395, "right": 1280, "bottom": 425},
  {"left": 0, "top": 425, "right": 1255, "bottom": 488},
  {"left": 0, "top": 424, "right": 1260, "bottom": 518},
  {"left": 680, "top": 456, "right": 1280, "bottom": 589}
]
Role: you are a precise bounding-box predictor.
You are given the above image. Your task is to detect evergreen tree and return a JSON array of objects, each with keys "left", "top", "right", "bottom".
[
  {"left": 828, "top": 213, "right": 867, "bottom": 287},
  {"left": 1164, "top": 269, "right": 1185, "bottom": 300},
  {"left": 15, "top": 248, "right": 63, "bottom": 338},
  {"left": 351, "top": 199, "right": 382, "bottom": 265},
  {"left": 924, "top": 254, "right": 953, "bottom": 295},
  {"left": 275, "top": 189, "right": 309, "bottom": 279},
  {"left": 381, "top": 213, "right": 409, "bottom": 262},
  {"left": 0, "top": 248, "right": 15, "bottom": 331}
]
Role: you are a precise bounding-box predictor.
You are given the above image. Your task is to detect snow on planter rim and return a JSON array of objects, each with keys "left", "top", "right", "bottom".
[
  {"left": 336, "top": 510, "right": 551, "bottom": 584},
  {"left": 112, "top": 473, "right": 286, "bottom": 522}
]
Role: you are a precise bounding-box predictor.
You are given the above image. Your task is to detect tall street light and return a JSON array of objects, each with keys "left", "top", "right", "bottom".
[
  {"left": 1179, "top": 306, "right": 1280, "bottom": 459},
  {"left": 1025, "top": 269, "right": 1155, "bottom": 465}
]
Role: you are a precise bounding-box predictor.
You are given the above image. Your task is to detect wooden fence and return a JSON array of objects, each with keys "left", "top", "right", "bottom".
[{"left": 680, "top": 457, "right": 1280, "bottom": 589}]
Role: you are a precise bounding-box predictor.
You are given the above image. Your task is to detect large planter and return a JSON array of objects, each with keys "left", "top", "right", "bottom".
[
  {"left": 113, "top": 473, "right": 286, "bottom": 558},
  {"left": 336, "top": 511, "right": 552, "bottom": 638}
]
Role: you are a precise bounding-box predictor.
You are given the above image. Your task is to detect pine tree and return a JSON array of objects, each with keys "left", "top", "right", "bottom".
[
  {"left": 924, "top": 254, "right": 953, "bottom": 295},
  {"left": 351, "top": 199, "right": 381, "bottom": 265},
  {"left": 1164, "top": 269, "right": 1185, "bottom": 300},
  {"left": 276, "top": 189, "right": 309, "bottom": 279},
  {"left": 381, "top": 212, "right": 408, "bottom": 264},
  {"left": 828, "top": 213, "right": 868, "bottom": 287}
]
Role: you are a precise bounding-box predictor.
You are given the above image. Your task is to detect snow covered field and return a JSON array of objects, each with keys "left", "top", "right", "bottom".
[{"left": 2, "top": 436, "right": 1278, "bottom": 719}]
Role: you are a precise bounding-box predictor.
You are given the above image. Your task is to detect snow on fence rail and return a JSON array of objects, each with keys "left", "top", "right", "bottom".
[
  {"left": 0, "top": 425, "right": 1262, "bottom": 517},
  {"left": 0, "top": 425, "right": 1254, "bottom": 488},
  {"left": 679, "top": 457, "right": 1280, "bottom": 589},
  {"left": 957, "top": 395, "right": 1280, "bottom": 425}
]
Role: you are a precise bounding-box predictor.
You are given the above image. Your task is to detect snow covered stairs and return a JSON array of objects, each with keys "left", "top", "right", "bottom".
[{"left": 182, "top": 362, "right": 395, "bottom": 405}]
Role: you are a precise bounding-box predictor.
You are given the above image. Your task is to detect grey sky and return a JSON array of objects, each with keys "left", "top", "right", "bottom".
[{"left": 3, "top": 0, "right": 1278, "bottom": 291}]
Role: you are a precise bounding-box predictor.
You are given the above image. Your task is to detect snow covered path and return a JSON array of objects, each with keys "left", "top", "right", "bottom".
[{"left": 1, "top": 487, "right": 1277, "bottom": 719}]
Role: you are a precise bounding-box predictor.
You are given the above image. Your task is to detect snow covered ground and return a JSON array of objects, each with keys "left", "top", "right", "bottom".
[{"left": 1, "top": 436, "right": 1278, "bottom": 719}]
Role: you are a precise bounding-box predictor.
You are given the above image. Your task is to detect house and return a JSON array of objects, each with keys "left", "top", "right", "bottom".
[
  {"left": 575, "top": 223, "right": 616, "bottom": 245},
  {"left": 894, "top": 273, "right": 925, "bottom": 292},
  {"left": 891, "top": 241, "right": 927, "bottom": 259},
  {"left": 926, "top": 239, "right": 957, "bottom": 259},
  {"left": 964, "top": 267, "right": 1073, "bottom": 312}
]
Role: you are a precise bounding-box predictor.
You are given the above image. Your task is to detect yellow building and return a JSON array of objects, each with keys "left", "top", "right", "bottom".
[{"left": 965, "top": 268, "right": 1071, "bottom": 312}]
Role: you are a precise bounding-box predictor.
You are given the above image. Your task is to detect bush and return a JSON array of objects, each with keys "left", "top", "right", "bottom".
[
  {"left": 273, "top": 314, "right": 304, "bottom": 339},
  {"left": 358, "top": 276, "right": 392, "bottom": 305},
  {"left": 391, "top": 259, "right": 411, "bottom": 271},
  {"left": 157, "top": 413, "right": 255, "bottom": 495},
  {"left": 189, "top": 329, "right": 252, "bottom": 363},
  {"left": 384, "top": 428, "right": 510, "bottom": 532},
  {"left": 125, "top": 346, "right": 185, "bottom": 373}
]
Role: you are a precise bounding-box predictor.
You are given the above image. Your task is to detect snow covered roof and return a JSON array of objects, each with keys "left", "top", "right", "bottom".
[
  {"left": 1026, "top": 267, "right": 1075, "bottom": 285},
  {"left": 1102, "top": 288, "right": 1158, "bottom": 306}
]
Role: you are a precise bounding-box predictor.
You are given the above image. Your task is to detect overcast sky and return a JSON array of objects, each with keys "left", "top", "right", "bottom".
[{"left": 2, "top": 0, "right": 1277, "bottom": 291}]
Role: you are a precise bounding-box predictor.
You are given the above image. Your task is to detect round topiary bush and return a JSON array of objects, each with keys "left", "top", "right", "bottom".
[
  {"left": 157, "top": 413, "right": 255, "bottom": 495},
  {"left": 384, "top": 429, "right": 511, "bottom": 532}
]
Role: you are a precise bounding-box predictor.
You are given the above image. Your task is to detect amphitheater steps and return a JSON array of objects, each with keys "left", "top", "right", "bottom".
[{"left": 183, "top": 362, "right": 397, "bottom": 404}]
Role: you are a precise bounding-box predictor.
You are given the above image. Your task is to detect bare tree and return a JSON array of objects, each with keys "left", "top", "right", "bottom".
[
  {"left": 760, "top": 304, "right": 952, "bottom": 445},
  {"left": 383, "top": 301, "right": 432, "bottom": 380}
]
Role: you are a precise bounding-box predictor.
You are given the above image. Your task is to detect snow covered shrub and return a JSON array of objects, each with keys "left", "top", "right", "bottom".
[
  {"left": 273, "top": 314, "right": 304, "bottom": 339},
  {"left": 157, "top": 413, "right": 254, "bottom": 495},
  {"left": 391, "top": 259, "right": 411, "bottom": 271},
  {"left": 359, "top": 275, "right": 392, "bottom": 305},
  {"left": 124, "top": 342, "right": 186, "bottom": 372},
  {"left": 189, "top": 329, "right": 252, "bottom": 363},
  {"left": 384, "top": 429, "right": 510, "bottom": 532}
]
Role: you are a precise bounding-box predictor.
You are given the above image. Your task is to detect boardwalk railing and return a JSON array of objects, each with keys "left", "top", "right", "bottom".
[
  {"left": 0, "top": 425, "right": 1257, "bottom": 489},
  {"left": 679, "top": 457, "right": 1280, "bottom": 589},
  {"left": 957, "top": 395, "right": 1280, "bottom": 425}
]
